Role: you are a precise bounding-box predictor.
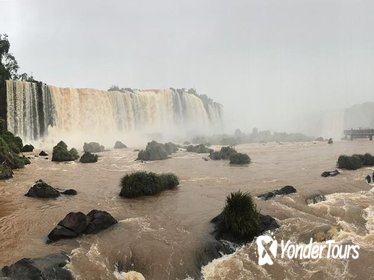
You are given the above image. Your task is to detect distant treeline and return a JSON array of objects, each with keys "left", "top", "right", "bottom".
[{"left": 191, "top": 128, "right": 314, "bottom": 146}]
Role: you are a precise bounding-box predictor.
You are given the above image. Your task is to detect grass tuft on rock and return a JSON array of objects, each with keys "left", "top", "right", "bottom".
[
  {"left": 119, "top": 171, "right": 179, "bottom": 198},
  {"left": 222, "top": 191, "right": 260, "bottom": 238}
]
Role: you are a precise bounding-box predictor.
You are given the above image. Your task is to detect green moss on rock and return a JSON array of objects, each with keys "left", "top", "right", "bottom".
[
  {"left": 83, "top": 142, "right": 104, "bottom": 153},
  {"left": 137, "top": 141, "right": 178, "bottom": 161},
  {"left": 52, "top": 141, "right": 78, "bottom": 162},
  {"left": 79, "top": 152, "right": 98, "bottom": 163},
  {"left": 229, "top": 153, "right": 251, "bottom": 165}
]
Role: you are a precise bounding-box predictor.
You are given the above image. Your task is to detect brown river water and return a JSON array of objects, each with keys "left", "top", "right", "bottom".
[{"left": 0, "top": 141, "right": 373, "bottom": 280}]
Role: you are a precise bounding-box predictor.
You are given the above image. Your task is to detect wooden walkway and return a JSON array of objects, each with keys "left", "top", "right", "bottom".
[{"left": 344, "top": 129, "right": 374, "bottom": 140}]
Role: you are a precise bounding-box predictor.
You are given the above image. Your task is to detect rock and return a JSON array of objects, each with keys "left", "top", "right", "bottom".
[
  {"left": 79, "top": 151, "right": 98, "bottom": 163},
  {"left": 196, "top": 240, "right": 234, "bottom": 268},
  {"left": 52, "top": 141, "right": 78, "bottom": 162},
  {"left": 211, "top": 212, "right": 279, "bottom": 243},
  {"left": 25, "top": 180, "right": 60, "bottom": 198},
  {"left": 114, "top": 141, "right": 127, "bottom": 149},
  {"left": 306, "top": 194, "right": 326, "bottom": 205},
  {"left": 313, "top": 226, "right": 340, "bottom": 242},
  {"left": 321, "top": 170, "right": 340, "bottom": 177},
  {"left": 0, "top": 163, "right": 13, "bottom": 180},
  {"left": 0, "top": 252, "right": 73, "bottom": 280},
  {"left": 57, "top": 212, "right": 88, "bottom": 234},
  {"left": 21, "top": 144, "right": 34, "bottom": 152},
  {"left": 47, "top": 210, "right": 118, "bottom": 242},
  {"left": 39, "top": 151, "right": 48, "bottom": 156},
  {"left": 328, "top": 138, "right": 333, "bottom": 144},
  {"left": 47, "top": 225, "right": 79, "bottom": 242},
  {"left": 257, "top": 185, "right": 297, "bottom": 200},
  {"left": 84, "top": 210, "right": 118, "bottom": 234},
  {"left": 366, "top": 175, "right": 372, "bottom": 183},
  {"left": 83, "top": 142, "right": 104, "bottom": 153},
  {"left": 61, "top": 189, "right": 78, "bottom": 195}
]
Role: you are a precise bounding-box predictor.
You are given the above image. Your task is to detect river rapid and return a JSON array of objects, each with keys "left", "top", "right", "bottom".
[{"left": 0, "top": 140, "right": 373, "bottom": 280}]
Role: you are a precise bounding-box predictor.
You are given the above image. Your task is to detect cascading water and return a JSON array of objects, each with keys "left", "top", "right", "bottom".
[{"left": 4, "top": 80, "right": 223, "bottom": 146}]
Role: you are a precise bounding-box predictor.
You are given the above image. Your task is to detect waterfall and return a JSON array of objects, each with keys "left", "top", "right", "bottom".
[{"left": 4, "top": 81, "right": 223, "bottom": 145}]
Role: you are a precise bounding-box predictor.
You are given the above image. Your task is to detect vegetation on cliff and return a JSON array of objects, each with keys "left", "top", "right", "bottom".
[{"left": 119, "top": 171, "right": 179, "bottom": 198}]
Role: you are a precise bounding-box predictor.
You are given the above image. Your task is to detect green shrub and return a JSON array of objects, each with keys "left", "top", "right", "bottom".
[
  {"left": 83, "top": 142, "right": 104, "bottom": 153},
  {"left": 229, "top": 153, "right": 251, "bottom": 164},
  {"left": 52, "top": 141, "right": 78, "bottom": 162},
  {"left": 79, "top": 151, "right": 98, "bottom": 163},
  {"left": 119, "top": 171, "right": 179, "bottom": 198},
  {"left": 222, "top": 191, "right": 260, "bottom": 238},
  {"left": 21, "top": 144, "right": 34, "bottom": 152},
  {"left": 137, "top": 141, "right": 178, "bottom": 161},
  {"left": 337, "top": 155, "right": 363, "bottom": 170}
]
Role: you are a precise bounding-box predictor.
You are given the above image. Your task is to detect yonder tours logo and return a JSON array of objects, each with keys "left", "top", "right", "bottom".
[{"left": 256, "top": 235, "right": 360, "bottom": 265}]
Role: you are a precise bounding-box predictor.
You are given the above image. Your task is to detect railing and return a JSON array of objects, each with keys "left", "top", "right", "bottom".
[{"left": 344, "top": 129, "right": 374, "bottom": 140}]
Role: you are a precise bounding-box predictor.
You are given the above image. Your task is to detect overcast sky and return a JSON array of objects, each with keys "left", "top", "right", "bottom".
[{"left": 1, "top": 0, "right": 374, "bottom": 134}]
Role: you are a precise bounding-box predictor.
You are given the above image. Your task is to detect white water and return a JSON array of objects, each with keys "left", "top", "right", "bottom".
[{"left": 5, "top": 80, "right": 223, "bottom": 147}]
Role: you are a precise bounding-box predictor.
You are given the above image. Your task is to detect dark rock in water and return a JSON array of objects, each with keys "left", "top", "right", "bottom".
[
  {"left": 47, "top": 210, "right": 118, "bottom": 242},
  {"left": 257, "top": 185, "right": 297, "bottom": 200},
  {"left": 58, "top": 212, "right": 88, "bottom": 235},
  {"left": 0, "top": 163, "right": 13, "bottom": 180},
  {"left": 366, "top": 175, "right": 371, "bottom": 183},
  {"left": 84, "top": 210, "right": 118, "bottom": 234},
  {"left": 61, "top": 189, "right": 78, "bottom": 195},
  {"left": 0, "top": 252, "right": 73, "bottom": 280},
  {"left": 306, "top": 193, "right": 326, "bottom": 205},
  {"left": 114, "top": 141, "right": 127, "bottom": 149},
  {"left": 211, "top": 212, "right": 279, "bottom": 244},
  {"left": 47, "top": 225, "right": 79, "bottom": 242},
  {"left": 39, "top": 150, "right": 48, "bottom": 156},
  {"left": 52, "top": 141, "right": 78, "bottom": 162},
  {"left": 25, "top": 180, "right": 60, "bottom": 198},
  {"left": 79, "top": 151, "right": 98, "bottom": 163},
  {"left": 22, "top": 155, "right": 31, "bottom": 165},
  {"left": 83, "top": 142, "right": 104, "bottom": 153},
  {"left": 321, "top": 170, "right": 340, "bottom": 177},
  {"left": 196, "top": 240, "right": 235, "bottom": 268},
  {"left": 21, "top": 144, "right": 34, "bottom": 153}
]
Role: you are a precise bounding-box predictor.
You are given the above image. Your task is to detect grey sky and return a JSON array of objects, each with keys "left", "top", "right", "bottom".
[{"left": 1, "top": 0, "right": 374, "bottom": 134}]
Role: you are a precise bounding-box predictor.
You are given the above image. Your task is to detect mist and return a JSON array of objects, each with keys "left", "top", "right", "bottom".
[{"left": 2, "top": 0, "right": 374, "bottom": 137}]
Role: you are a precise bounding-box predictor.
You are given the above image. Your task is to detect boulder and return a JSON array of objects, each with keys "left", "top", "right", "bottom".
[
  {"left": 39, "top": 151, "right": 48, "bottom": 156},
  {"left": 0, "top": 163, "right": 13, "bottom": 180},
  {"left": 47, "top": 210, "right": 118, "bottom": 242},
  {"left": 84, "top": 210, "right": 118, "bottom": 234},
  {"left": 25, "top": 180, "right": 60, "bottom": 198},
  {"left": 306, "top": 194, "right": 326, "bottom": 205},
  {"left": 79, "top": 151, "right": 98, "bottom": 163},
  {"left": 21, "top": 144, "right": 34, "bottom": 153},
  {"left": 52, "top": 141, "right": 77, "bottom": 162},
  {"left": 321, "top": 170, "right": 340, "bottom": 177},
  {"left": 0, "top": 252, "right": 73, "bottom": 280},
  {"left": 257, "top": 185, "right": 297, "bottom": 200},
  {"left": 58, "top": 212, "right": 88, "bottom": 234},
  {"left": 61, "top": 189, "right": 78, "bottom": 195},
  {"left": 114, "top": 141, "right": 127, "bottom": 149},
  {"left": 83, "top": 142, "right": 104, "bottom": 153},
  {"left": 211, "top": 212, "right": 279, "bottom": 243}
]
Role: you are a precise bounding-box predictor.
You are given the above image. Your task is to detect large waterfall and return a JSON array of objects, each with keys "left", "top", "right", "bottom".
[{"left": 4, "top": 80, "right": 223, "bottom": 146}]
